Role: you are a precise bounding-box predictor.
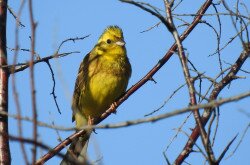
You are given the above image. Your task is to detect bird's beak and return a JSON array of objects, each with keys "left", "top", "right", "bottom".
[{"left": 115, "top": 41, "right": 126, "bottom": 46}]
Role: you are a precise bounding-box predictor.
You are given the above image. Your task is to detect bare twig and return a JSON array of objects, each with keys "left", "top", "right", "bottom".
[
  {"left": 28, "top": 0, "right": 38, "bottom": 163},
  {"left": 209, "top": 21, "right": 249, "bottom": 56},
  {"left": 144, "top": 82, "right": 186, "bottom": 117},
  {"left": 172, "top": 12, "right": 250, "bottom": 21},
  {"left": 7, "top": 134, "right": 65, "bottom": 159},
  {"left": 12, "top": 0, "right": 29, "bottom": 163},
  {"left": 120, "top": 0, "right": 174, "bottom": 32},
  {"left": 200, "top": 20, "right": 223, "bottom": 77},
  {"left": 3, "top": 35, "right": 88, "bottom": 74},
  {"left": 45, "top": 61, "right": 61, "bottom": 114},
  {"left": 7, "top": 5, "right": 25, "bottom": 27},
  {"left": 56, "top": 35, "right": 90, "bottom": 53},
  {"left": 140, "top": 22, "right": 161, "bottom": 33},
  {"left": 217, "top": 134, "right": 238, "bottom": 163},
  {"left": 221, "top": 0, "right": 245, "bottom": 46},
  {"left": 226, "top": 123, "right": 250, "bottom": 159},
  {"left": 164, "top": 112, "right": 192, "bottom": 153},
  {"left": 211, "top": 108, "right": 220, "bottom": 147},
  {"left": 6, "top": 51, "right": 80, "bottom": 73},
  {"left": 35, "top": 130, "right": 88, "bottom": 165},
  {"left": 163, "top": 152, "right": 171, "bottom": 165},
  {"left": 175, "top": 43, "right": 250, "bottom": 164}
]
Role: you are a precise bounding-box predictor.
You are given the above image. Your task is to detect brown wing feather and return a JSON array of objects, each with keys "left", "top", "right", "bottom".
[
  {"left": 71, "top": 51, "right": 102, "bottom": 122},
  {"left": 71, "top": 53, "right": 90, "bottom": 122}
]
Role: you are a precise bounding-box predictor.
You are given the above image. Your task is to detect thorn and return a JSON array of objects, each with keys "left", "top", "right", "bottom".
[{"left": 149, "top": 77, "right": 157, "bottom": 84}]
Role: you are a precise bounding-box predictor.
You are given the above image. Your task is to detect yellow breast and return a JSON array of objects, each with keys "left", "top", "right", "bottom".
[{"left": 76, "top": 55, "right": 131, "bottom": 127}]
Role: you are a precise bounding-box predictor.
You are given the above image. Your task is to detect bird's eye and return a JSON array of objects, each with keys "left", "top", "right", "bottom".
[{"left": 106, "top": 39, "right": 111, "bottom": 44}]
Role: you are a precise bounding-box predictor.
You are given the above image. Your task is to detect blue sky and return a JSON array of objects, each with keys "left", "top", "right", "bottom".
[{"left": 7, "top": 0, "right": 250, "bottom": 165}]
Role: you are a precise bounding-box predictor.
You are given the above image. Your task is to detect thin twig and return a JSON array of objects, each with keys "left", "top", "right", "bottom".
[
  {"left": 45, "top": 61, "right": 61, "bottom": 114},
  {"left": 217, "top": 134, "right": 238, "bottom": 163},
  {"left": 56, "top": 35, "right": 90, "bottom": 53},
  {"left": 7, "top": 134, "right": 65, "bottom": 159},
  {"left": 28, "top": 0, "right": 38, "bottom": 163},
  {"left": 7, "top": 5, "right": 25, "bottom": 27},
  {"left": 175, "top": 43, "right": 250, "bottom": 164},
  {"left": 120, "top": 0, "right": 174, "bottom": 32},
  {"left": 12, "top": 0, "right": 29, "bottom": 163},
  {"left": 226, "top": 123, "right": 250, "bottom": 159},
  {"left": 6, "top": 51, "right": 80, "bottom": 73},
  {"left": 144, "top": 82, "right": 186, "bottom": 117}
]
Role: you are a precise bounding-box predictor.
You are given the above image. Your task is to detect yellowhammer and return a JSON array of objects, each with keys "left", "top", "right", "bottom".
[{"left": 61, "top": 25, "right": 132, "bottom": 164}]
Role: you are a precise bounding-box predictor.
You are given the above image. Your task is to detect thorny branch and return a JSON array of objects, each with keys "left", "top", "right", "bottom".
[
  {"left": 56, "top": 35, "right": 90, "bottom": 53},
  {"left": 45, "top": 60, "right": 61, "bottom": 114}
]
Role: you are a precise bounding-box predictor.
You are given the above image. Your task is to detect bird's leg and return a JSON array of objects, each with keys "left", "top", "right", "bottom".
[
  {"left": 87, "top": 115, "right": 97, "bottom": 134},
  {"left": 87, "top": 115, "right": 94, "bottom": 125}
]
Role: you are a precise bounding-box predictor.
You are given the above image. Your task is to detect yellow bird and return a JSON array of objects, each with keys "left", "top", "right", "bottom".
[{"left": 61, "top": 25, "right": 132, "bottom": 164}]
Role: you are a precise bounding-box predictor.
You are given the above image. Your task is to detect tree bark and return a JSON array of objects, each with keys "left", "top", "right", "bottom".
[{"left": 0, "top": 0, "right": 10, "bottom": 164}]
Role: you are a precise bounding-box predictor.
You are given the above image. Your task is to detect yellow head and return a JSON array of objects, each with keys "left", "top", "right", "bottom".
[{"left": 94, "top": 25, "right": 126, "bottom": 56}]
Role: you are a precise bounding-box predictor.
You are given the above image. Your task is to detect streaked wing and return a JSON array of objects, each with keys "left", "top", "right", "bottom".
[{"left": 71, "top": 53, "right": 90, "bottom": 122}]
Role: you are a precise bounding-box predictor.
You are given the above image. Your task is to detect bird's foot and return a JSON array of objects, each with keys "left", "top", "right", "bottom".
[{"left": 110, "top": 102, "right": 118, "bottom": 114}]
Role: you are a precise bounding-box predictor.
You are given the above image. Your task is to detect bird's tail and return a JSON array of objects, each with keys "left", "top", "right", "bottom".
[{"left": 60, "top": 130, "right": 92, "bottom": 165}]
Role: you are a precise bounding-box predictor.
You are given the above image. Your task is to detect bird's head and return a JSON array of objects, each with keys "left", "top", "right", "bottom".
[{"left": 95, "top": 25, "right": 126, "bottom": 55}]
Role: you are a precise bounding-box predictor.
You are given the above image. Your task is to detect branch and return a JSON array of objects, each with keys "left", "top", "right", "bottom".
[
  {"left": 120, "top": 0, "right": 174, "bottom": 32},
  {"left": 164, "top": 1, "right": 217, "bottom": 163},
  {"left": 45, "top": 61, "right": 61, "bottom": 114},
  {"left": 6, "top": 51, "right": 80, "bottom": 73},
  {"left": 7, "top": 5, "right": 25, "bottom": 27},
  {"left": 7, "top": 134, "right": 65, "bottom": 159},
  {"left": 226, "top": 123, "right": 250, "bottom": 159},
  {"left": 28, "top": 0, "right": 38, "bottom": 163},
  {"left": 0, "top": 0, "right": 11, "bottom": 164},
  {"left": 175, "top": 43, "right": 250, "bottom": 164},
  {"left": 56, "top": 35, "right": 90, "bottom": 53},
  {"left": 217, "top": 134, "right": 238, "bottom": 164},
  {"left": 35, "top": 130, "right": 87, "bottom": 165},
  {"left": 3, "top": 34, "right": 88, "bottom": 74},
  {"left": 12, "top": 0, "right": 28, "bottom": 163}
]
